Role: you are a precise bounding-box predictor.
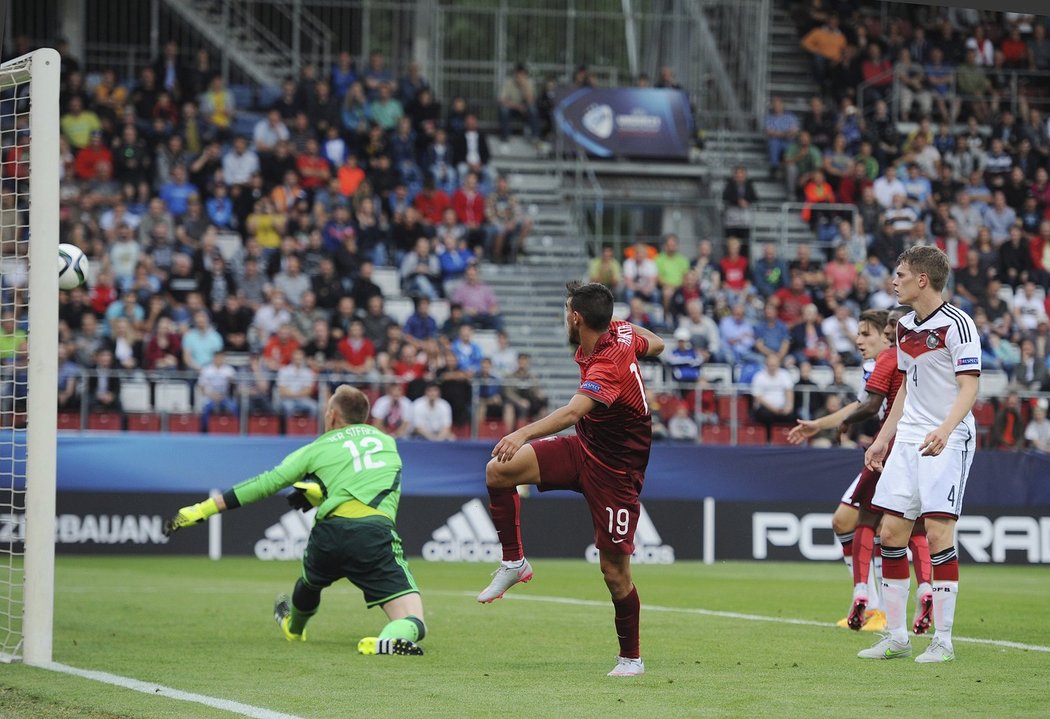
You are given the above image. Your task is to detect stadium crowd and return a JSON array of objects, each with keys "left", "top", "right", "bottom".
[
  {"left": 2, "top": 40, "right": 554, "bottom": 437},
  {"left": 587, "top": 6, "right": 1050, "bottom": 449}
]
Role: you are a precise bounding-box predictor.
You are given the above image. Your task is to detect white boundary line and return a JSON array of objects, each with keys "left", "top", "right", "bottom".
[
  {"left": 434, "top": 590, "right": 1050, "bottom": 653},
  {"left": 41, "top": 662, "right": 305, "bottom": 719}
]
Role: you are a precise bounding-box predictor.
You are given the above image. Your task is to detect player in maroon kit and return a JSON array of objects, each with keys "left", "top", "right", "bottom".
[
  {"left": 476, "top": 281, "right": 664, "bottom": 677},
  {"left": 790, "top": 308, "right": 933, "bottom": 634}
]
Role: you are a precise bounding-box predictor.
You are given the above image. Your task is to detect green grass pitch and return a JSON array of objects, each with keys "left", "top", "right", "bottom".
[{"left": 1, "top": 557, "right": 1048, "bottom": 718}]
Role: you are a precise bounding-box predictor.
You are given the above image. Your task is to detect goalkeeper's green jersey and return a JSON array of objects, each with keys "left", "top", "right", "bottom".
[{"left": 230, "top": 424, "right": 403, "bottom": 522}]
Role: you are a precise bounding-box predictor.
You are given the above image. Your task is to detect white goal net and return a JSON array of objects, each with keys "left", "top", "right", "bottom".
[{"left": 0, "top": 49, "right": 60, "bottom": 665}]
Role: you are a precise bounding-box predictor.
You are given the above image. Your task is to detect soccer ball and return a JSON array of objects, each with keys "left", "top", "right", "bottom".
[{"left": 58, "top": 243, "right": 90, "bottom": 290}]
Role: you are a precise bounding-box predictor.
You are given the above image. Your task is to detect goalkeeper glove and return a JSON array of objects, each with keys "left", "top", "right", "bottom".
[
  {"left": 287, "top": 480, "right": 324, "bottom": 513},
  {"left": 163, "top": 498, "right": 219, "bottom": 537}
]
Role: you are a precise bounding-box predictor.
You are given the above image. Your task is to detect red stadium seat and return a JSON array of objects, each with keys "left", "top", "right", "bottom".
[
  {"left": 478, "top": 420, "right": 504, "bottom": 439},
  {"left": 286, "top": 415, "right": 319, "bottom": 435},
  {"left": 57, "top": 412, "right": 81, "bottom": 431},
  {"left": 737, "top": 423, "right": 768, "bottom": 445},
  {"left": 700, "top": 423, "right": 730, "bottom": 444},
  {"left": 716, "top": 395, "right": 750, "bottom": 423},
  {"left": 770, "top": 426, "right": 795, "bottom": 445},
  {"left": 87, "top": 412, "right": 122, "bottom": 431},
  {"left": 452, "top": 423, "right": 472, "bottom": 440},
  {"left": 247, "top": 414, "right": 281, "bottom": 435},
  {"left": 972, "top": 401, "right": 994, "bottom": 427},
  {"left": 167, "top": 414, "right": 201, "bottom": 433},
  {"left": 207, "top": 414, "right": 241, "bottom": 435},
  {"left": 126, "top": 413, "right": 160, "bottom": 432}
]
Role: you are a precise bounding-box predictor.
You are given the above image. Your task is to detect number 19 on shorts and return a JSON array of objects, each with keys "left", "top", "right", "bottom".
[{"left": 606, "top": 507, "right": 630, "bottom": 538}]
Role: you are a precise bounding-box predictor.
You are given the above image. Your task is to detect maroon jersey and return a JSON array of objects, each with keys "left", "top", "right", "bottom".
[
  {"left": 573, "top": 320, "right": 652, "bottom": 472},
  {"left": 866, "top": 346, "right": 903, "bottom": 431}
]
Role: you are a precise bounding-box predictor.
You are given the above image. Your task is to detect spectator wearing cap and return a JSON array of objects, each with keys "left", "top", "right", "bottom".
[
  {"left": 498, "top": 63, "right": 540, "bottom": 142},
  {"left": 666, "top": 327, "right": 702, "bottom": 385}
]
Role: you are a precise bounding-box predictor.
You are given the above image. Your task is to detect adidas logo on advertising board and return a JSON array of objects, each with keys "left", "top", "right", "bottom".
[
  {"left": 255, "top": 508, "right": 316, "bottom": 560},
  {"left": 423, "top": 499, "right": 501, "bottom": 562},
  {"left": 586, "top": 504, "right": 675, "bottom": 564}
]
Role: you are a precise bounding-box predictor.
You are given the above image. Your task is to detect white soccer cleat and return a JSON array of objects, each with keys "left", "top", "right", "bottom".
[
  {"left": 476, "top": 559, "right": 534, "bottom": 603},
  {"left": 857, "top": 633, "right": 912, "bottom": 660},
  {"left": 607, "top": 656, "right": 645, "bottom": 677},
  {"left": 915, "top": 636, "right": 955, "bottom": 663}
]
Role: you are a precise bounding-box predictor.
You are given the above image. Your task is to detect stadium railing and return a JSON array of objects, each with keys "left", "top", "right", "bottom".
[{"left": 43, "top": 367, "right": 1046, "bottom": 447}]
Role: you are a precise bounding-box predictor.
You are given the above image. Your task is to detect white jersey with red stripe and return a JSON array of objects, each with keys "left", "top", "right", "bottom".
[{"left": 895, "top": 302, "right": 981, "bottom": 451}]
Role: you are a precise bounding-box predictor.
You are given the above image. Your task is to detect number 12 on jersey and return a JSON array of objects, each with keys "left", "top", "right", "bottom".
[{"left": 343, "top": 437, "right": 386, "bottom": 472}]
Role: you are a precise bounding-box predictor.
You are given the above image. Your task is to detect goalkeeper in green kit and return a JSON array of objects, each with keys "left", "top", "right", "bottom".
[{"left": 163, "top": 384, "right": 426, "bottom": 656}]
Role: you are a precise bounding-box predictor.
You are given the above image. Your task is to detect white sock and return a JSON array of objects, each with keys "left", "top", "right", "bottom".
[
  {"left": 881, "top": 578, "right": 910, "bottom": 643},
  {"left": 843, "top": 555, "right": 854, "bottom": 577},
  {"left": 932, "top": 580, "right": 958, "bottom": 644},
  {"left": 501, "top": 558, "right": 525, "bottom": 568},
  {"left": 871, "top": 539, "right": 884, "bottom": 610},
  {"left": 917, "top": 581, "right": 933, "bottom": 597}
]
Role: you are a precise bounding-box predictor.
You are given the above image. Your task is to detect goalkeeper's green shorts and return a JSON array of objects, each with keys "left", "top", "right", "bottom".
[{"left": 302, "top": 515, "right": 419, "bottom": 608}]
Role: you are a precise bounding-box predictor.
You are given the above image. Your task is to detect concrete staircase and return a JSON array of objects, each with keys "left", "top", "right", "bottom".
[
  {"left": 768, "top": 2, "right": 820, "bottom": 115},
  {"left": 481, "top": 138, "right": 590, "bottom": 405},
  {"left": 701, "top": 129, "right": 816, "bottom": 258},
  {"left": 161, "top": 0, "right": 332, "bottom": 88}
]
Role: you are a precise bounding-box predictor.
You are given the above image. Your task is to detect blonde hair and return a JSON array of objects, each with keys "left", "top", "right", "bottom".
[{"left": 329, "top": 385, "right": 370, "bottom": 426}]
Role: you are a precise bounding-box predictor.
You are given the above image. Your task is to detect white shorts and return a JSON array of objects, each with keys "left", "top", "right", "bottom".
[
  {"left": 840, "top": 472, "right": 862, "bottom": 507},
  {"left": 870, "top": 442, "right": 974, "bottom": 521}
]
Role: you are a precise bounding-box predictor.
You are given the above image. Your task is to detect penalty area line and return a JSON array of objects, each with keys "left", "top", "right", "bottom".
[
  {"left": 435, "top": 590, "right": 1050, "bottom": 654},
  {"left": 41, "top": 662, "right": 305, "bottom": 719}
]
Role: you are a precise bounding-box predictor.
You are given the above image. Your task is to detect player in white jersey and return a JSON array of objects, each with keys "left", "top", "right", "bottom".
[{"left": 861, "top": 246, "right": 980, "bottom": 664}]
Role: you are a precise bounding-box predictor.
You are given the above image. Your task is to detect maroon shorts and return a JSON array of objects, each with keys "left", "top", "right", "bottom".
[
  {"left": 530, "top": 434, "right": 645, "bottom": 555},
  {"left": 850, "top": 436, "right": 894, "bottom": 512}
]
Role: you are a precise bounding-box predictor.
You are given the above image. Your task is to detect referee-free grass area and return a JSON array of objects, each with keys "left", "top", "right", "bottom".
[{"left": 1, "top": 558, "right": 1048, "bottom": 719}]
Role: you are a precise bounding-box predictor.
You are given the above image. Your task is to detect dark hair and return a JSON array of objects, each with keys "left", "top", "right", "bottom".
[
  {"left": 330, "top": 384, "right": 370, "bottom": 425},
  {"left": 566, "top": 281, "right": 614, "bottom": 331}
]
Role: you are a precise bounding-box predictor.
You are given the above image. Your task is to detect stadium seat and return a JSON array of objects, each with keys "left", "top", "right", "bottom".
[
  {"left": 452, "top": 423, "right": 472, "bottom": 439},
  {"left": 716, "top": 395, "right": 750, "bottom": 422},
  {"left": 207, "top": 414, "right": 241, "bottom": 435},
  {"left": 979, "top": 370, "right": 1009, "bottom": 398},
  {"left": 737, "top": 423, "right": 768, "bottom": 445},
  {"left": 699, "top": 363, "right": 732, "bottom": 385},
  {"left": 57, "top": 411, "right": 80, "bottom": 431},
  {"left": 430, "top": 299, "right": 450, "bottom": 326},
  {"left": 972, "top": 400, "right": 994, "bottom": 427},
  {"left": 247, "top": 414, "right": 281, "bottom": 435},
  {"left": 167, "top": 414, "right": 201, "bottom": 433},
  {"left": 809, "top": 366, "right": 834, "bottom": 388},
  {"left": 473, "top": 330, "right": 499, "bottom": 358},
  {"left": 285, "top": 415, "right": 319, "bottom": 435},
  {"left": 770, "top": 426, "right": 794, "bottom": 445},
  {"left": 479, "top": 420, "right": 504, "bottom": 439},
  {"left": 700, "top": 423, "right": 730, "bottom": 444},
  {"left": 119, "top": 381, "right": 152, "bottom": 413},
  {"left": 126, "top": 413, "right": 160, "bottom": 432},
  {"left": 87, "top": 412, "right": 122, "bottom": 431},
  {"left": 385, "top": 297, "right": 414, "bottom": 325},
  {"left": 155, "top": 382, "right": 192, "bottom": 413},
  {"left": 372, "top": 267, "right": 401, "bottom": 297}
]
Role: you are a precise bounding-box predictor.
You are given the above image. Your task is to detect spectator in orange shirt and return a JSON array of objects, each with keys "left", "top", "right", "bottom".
[
  {"left": 800, "top": 14, "right": 846, "bottom": 92},
  {"left": 337, "top": 152, "right": 365, "bottom": 197},
  {"left": 800, "top": 169, "right": 836, "bottom": 224}
]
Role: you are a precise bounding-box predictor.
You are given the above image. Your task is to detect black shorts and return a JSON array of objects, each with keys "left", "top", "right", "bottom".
[{"left": 302, "top": 515, "right": 419, "bottom": 608}]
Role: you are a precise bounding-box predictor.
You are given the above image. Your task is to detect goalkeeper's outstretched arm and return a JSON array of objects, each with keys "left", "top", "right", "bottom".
[{"left": 163, "top": 494, "right": 229, "bottom": 536}]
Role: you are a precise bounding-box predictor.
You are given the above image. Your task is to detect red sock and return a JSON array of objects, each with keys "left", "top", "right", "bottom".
[
  {"left": 488, "top": 486, "right": 522, "bottom": 562},
  {"left": 852, "top": 524, "right": 875, "bottom": 585},
  {"left": 931, "top": 546, "right": 959, "bottom": 581},
  {"left": 909, "top": 529, "right": 932, "bottom": 585},
  {"left": 613, "top": 586, "right": 640, "bottom": 659},
  {"left": 881, "top": 545, "right": 910, "bottom": 580}
]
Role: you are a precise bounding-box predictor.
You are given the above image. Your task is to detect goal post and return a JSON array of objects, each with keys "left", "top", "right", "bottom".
[{"left": 0, "top": 48, "right": 61, "bottom": 666}]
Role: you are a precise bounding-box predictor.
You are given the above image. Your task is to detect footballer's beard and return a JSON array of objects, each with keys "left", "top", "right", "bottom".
[{"left": 567, "top": 325, "right": 581, "bottom": 346}]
